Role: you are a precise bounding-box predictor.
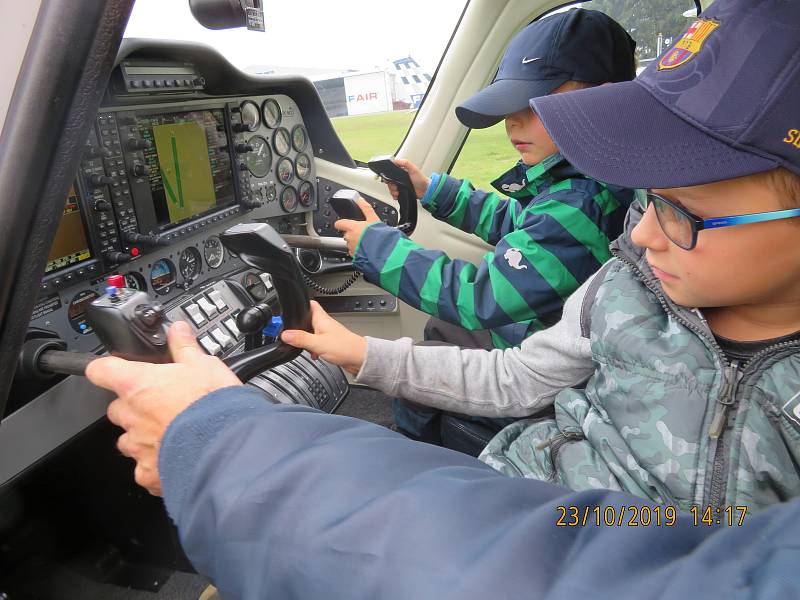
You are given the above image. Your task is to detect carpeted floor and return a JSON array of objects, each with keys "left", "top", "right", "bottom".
[{"left": 334, "top": 386, "right": 395, "bottom": 428}]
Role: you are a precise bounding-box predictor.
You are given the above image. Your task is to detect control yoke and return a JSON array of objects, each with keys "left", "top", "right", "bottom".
[
  {"left": 218, "top": 222, "right": 312, "bottom": 380},
  {"left": 28, "top": 223, "right": 312, "bottom": 383},
  {"left": 367, "top": 155, "right": 417, "bottom": 235}
]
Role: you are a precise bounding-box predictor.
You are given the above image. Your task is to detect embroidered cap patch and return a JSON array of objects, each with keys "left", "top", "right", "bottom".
[{"left": 658, "top": 19, "right": 720, "bottom": 71}]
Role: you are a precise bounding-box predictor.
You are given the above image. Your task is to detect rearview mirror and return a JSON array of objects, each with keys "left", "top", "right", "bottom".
[{"left": 188, "top": 0, "right": 264, "bottom": 31}]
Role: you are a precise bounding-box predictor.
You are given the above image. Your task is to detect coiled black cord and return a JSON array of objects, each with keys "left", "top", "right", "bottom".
[{"left": 301, "top": 270, "right": 361, "bottom": 295}]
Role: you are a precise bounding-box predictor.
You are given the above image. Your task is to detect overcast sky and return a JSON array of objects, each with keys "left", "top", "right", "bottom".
[{"left": 125, "top": 0, "right": 467, "bottom": 73}]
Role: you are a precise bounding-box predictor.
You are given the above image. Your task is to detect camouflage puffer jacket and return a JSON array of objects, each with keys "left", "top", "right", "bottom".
[{"left": 480, "top": 235, "right": 800, "bottom": 511}]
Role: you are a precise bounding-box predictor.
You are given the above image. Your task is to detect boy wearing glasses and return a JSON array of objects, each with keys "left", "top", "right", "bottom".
[{"left": 283, "top": 0, "right": 800, "bottom": 510}]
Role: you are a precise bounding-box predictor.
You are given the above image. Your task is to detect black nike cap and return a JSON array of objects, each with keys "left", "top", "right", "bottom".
[{"left": 456, "top": 8, "right": 637, "bottom": 129}]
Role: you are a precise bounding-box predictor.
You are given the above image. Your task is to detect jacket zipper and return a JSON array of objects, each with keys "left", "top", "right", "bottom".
[
  {"left": 709, "top": 360, "right": 740, "bottom": 439},
  {"left": 610, "top": 249, "right": 735, "bottom": 508},
  {"left": 611, "top": 248, "right": 800, "bottom": 508},
  {"left": 707, "top": 360, "right": 740, "bottom": 508}
]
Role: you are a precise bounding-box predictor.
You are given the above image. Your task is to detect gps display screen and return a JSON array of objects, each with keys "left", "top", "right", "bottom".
[
  {"left": 45, "top": 185, "right": 92, "bottom": 274},
  {"left": 137, "top": 109, "right": 235, "bottom": 229}
]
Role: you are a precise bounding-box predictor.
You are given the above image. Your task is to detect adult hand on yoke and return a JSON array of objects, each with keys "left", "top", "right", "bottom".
[{"left": 86, "top": 320, "right": 243, "bottom": 496}]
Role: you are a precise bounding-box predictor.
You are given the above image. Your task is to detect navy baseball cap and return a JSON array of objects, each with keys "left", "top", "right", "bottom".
[
  {"left": 532, "top": 0, "right": 800, "bottom": 189},
  {"left": 456, "top": 8, "right": 636, "bottom": 129}
]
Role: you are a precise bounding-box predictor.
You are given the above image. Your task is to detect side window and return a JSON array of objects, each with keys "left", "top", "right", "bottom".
[
  {"left": 325, "top": 3, "right": 467, "bottom": 163},
  {"left": 449, "top": 1, "right": 697, "bottom": 193}
]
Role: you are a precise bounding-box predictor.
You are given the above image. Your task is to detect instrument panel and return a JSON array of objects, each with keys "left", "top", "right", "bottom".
[{"left": 29, "top": 59, "right": 322, "bottom": 360}]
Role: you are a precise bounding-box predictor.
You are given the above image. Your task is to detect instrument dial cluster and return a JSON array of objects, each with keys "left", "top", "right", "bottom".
[{"left": 232, "top": 95, "right": 317, "bottom": 218}]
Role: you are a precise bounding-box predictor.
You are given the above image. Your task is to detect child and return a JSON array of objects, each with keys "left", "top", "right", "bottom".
[
  {"left": 336, "top": 8, "right": 637, "bottom": 352},
  {"left": 284, "top": 0, "right": 800, "bottom": 510},
  {"left": 337, "top": 9, "right": 636, "bottom": 448}
]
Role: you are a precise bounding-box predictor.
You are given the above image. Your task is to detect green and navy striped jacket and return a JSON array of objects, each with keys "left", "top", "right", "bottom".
[{"left": 352, "top": 153, "right": 633, "bottom": 348}]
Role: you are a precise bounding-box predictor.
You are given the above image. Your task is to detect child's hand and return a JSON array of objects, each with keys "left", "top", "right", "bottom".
[
  {"left": 334, "top": 198, "right": 381, "bottom": 256},
  {"left": 281, "top": 301, "right": 367, "bottom": 375},
  {"left": 382, "top": 158, "right": 430, "bottom": 200}
]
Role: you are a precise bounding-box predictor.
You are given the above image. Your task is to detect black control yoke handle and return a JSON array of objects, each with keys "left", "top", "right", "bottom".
[
  {"left": 219, "top": 222, "right": 312, "bottom": 381},
  {"left": 367, "top": 155, "right": 418, "bottom": 235}
]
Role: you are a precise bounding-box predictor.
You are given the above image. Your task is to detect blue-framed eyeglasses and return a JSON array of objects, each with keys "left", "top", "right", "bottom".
[{"left": 639, "top": 191, "right": 800, "bottom": 251}]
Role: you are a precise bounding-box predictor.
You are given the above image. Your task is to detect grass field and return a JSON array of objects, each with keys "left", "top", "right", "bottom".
[{"left": 331, "top": 111, "right": 518, "bottom": 193}]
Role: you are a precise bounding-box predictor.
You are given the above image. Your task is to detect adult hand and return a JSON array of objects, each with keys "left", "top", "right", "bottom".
[
  {"left": 85, "top": 320, "right": 242, "bottom": 496},
  {"left": 382, "top": 158, "right": 430, "bottom": 200},
  {"left": 281, "top": 301, "right": 367, "bottom": 375},
  {"left": 334, "top": 198, "right": 381, "bottom": 256}
]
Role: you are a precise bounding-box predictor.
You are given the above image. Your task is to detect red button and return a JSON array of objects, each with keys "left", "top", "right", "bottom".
[
  {"left": 131, "top": 247, "right": 140, "bottom": 257},
  {"left": 107, "top": 274, "right": 125, "bottom": 288}
]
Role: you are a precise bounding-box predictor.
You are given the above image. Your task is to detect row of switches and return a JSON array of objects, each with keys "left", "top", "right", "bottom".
[
  {"left": 198, "top": 315, "right": 241, "bottom": 356},
  {"left": 184, "top": 290, "right": 230, "bottom": 326}
]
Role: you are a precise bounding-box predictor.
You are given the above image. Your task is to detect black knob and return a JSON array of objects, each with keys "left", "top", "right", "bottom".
[
  {"left": 93, "top": 199, "right": 111, "bottom": 212},
  {"left": 240, "top": 198, "right": 263, "bottom": 210},
  {"left": 239, "top": 163, "right": 249, "bottom": 171},
  {"left": 131, "top": 163, "right": 150, "bottom": 177},
  {"left": 235, "top": 143, "right": 254, "bottom": 154},
  {"left": 104, "top": 251, "right": 132, "bottom": 264},
  {"left": 89, "top": 174, "right": 113, "bottom": 187},
  {"left": 232, "top": 123, "right": 249, "bottom": 133},
  {"left": 135, "top": 303, "right": 165, "bottom": 329},
  {"left": 127, "top": 138, "right": 151, "bottom": 151},
  {"left": 236, "top": 304, "right": 272, "bottom": 334}
]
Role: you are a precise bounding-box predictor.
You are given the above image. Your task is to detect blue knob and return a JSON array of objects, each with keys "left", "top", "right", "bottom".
[{"left": 262, "top": 315, "right": 284, "bottom": 338}]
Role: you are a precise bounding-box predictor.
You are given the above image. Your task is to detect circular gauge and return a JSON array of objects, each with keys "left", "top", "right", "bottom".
[
  {"left": 280, "top": 186, "right": 298, "bottom": 213},
  {"left": 179, "top": 246, "right": 202, "bottom": 282},
  {"left": 243, "top": 272, "right": 267, "bottom": 301},
  {"left": 204, "top": 236, "right": 225, "bottom": 269},
  {"left": 68, "top": 290, "right": 99, "bottom": 335},
  {"left": 273, "top": 127, "right": 291, "bottom": 156},
  {"left": 295, "top": 153, "right": 311, "bottom": 179},
  {"left": 276, "top": 157, "right": 294, "bottom": 184},
  {"left": 246, "top": 135, "right": 272, "bottom": 178},
  {"left": 299, "top": 180, "right": 315, "bottom": 207},
  {"left": 292, "top": 125, "right": 308, "bottom": 152},
  {"left": 261, "top": 98, "right": 282, "bottom": 128},
  {"left": 124, "top": 271, "right": 147, "bottom": 292},
  {"left": 263, "top": 183, "right": 277, "bottom": 203},
  {"left": 239, "top": 100, "right": 261, "bottom": 132},
  {"left": 150, "top": 258, "right": 177, "bottom": 296}
]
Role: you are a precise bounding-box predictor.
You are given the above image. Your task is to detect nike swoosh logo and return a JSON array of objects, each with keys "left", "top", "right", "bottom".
[{"left": 521, "top": 57, "right": 541, "bottom": 64}]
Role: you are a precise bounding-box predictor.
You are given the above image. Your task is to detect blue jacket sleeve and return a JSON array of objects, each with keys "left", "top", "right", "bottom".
[{"left": 160, "top": 386, "right": 800, "bottom": 600}]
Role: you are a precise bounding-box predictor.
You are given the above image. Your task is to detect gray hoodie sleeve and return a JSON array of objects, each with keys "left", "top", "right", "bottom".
[{"left": 354, "top": 267, "right": 599, "bottom": 417}]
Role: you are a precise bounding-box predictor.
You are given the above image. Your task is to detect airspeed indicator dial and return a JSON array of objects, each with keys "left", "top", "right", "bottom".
[{"left": 245, "top": 135, "right": 272, "bottom": 178}]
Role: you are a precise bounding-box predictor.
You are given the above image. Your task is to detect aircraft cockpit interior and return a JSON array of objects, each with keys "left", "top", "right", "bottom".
[
  {"left": 1, "top": 4, "right": 419, "bottom": 594},
  {"left": 0, "top": 0, "right": 741, "bottom": 597}
]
